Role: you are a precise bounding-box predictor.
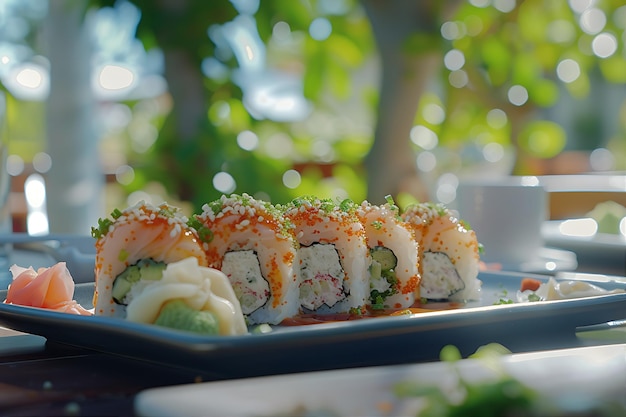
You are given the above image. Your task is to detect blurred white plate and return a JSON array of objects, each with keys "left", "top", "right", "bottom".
[
  {"left": 483, "top": 246, "right": 578, "bottom": 274},
  {"left": 542, "top": 220, "right": 626, "bottom": 273},
  {"left": 134, "top": 343, "right": 626, "bottom": 417}
]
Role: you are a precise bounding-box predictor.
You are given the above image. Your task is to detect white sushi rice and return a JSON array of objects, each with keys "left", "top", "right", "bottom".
[
  {"left": 195, "top": 194, "right": 301, "bottom": 325},
  {"left": 357, "top": 201, "right": 420, "bottom": 309},
  {"left": 284, "top": 197, "right": 370, "bottom": 313},
  {"left": 297, "top": 244, "right": 347, "bottom": 310},
  {"left": 369, "top": 271, "right": 393, "bottom": 294},
  {"left": 93, "top": 201, "right": 207, "bottom": 317},
  {"left": 401, "top": 202, "right": 482, "bottom": 302},
  {"left": 420, "top": 251, "right": 465, "bottom": 300},
  {"left": 221, "top": 250, "right": 270, "bottom": 315}
]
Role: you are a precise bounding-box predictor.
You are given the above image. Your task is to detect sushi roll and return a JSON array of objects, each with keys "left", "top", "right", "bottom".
[
  {"left": 192, "top": 193, "right": 299, "bottom": 325},
  {"left": 282, "top": 196, "right": 370, "bottom": 314},
  {"left": 356, "top": 200, "right": 421, "bottom": 309},
  {"left": 401, "top": 202, "right": 481, "bottom": 301},
  {"left": 92, "top": 201, "right": 208, "bottom": 317}
]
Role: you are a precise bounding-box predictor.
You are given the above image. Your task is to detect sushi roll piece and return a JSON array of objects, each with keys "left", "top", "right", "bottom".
[
  {"left": 282, "top": 196, "right": 370, "bottom": 314},
  {"left": 356, "top": 200, "right": 421, "bottom": 309},
  {"left": 92, "top": 201, "right": 208, "bottom": 317},
  {"left": 401, "top": 202, "right": 481, "bottom": 301},
  {"left": 192, "top": 193, "right": 299, "bottom": 325}
]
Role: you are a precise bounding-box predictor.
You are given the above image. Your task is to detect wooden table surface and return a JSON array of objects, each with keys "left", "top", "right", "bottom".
[
  {"left": 0, "top": 327, "right": 222, "bottom": 417},
  {"left": 2, "top": 327, "right": 625, "bottom": 417}
]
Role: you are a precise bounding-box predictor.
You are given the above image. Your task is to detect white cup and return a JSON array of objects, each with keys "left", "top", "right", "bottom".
[{"left": 455, "top": 176, "right": 548, "bottom": 267}]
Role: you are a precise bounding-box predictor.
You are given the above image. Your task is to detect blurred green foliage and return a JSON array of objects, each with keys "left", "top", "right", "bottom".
[
  {"left": 5, "top": 0, "right": 626, "bottom": 212},
  {"left": 412, "top": 0, "right": 626, "bottom": 178},
  {"left": 106, "top": 0, "right": 375, "bottom": 210}
]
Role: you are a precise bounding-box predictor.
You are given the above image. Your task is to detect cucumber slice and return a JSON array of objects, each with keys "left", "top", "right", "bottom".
[
  {"left": 112, "top": 277, "right": 132, "bottom": 304},
  {"left": 138, "top": 259, "right": 166, "bottom": 281},
  {"left": 111, "top": 259, "right": 167, "bottom": 305},
  {"left": 371, "top": 246, "right": 397, "bottom": 271},
  {"left": 117, "top": 265, "right": 142, "bottom": 283},
  {"left": 370, "top": 259, "right": 382, "bottom": 281}
]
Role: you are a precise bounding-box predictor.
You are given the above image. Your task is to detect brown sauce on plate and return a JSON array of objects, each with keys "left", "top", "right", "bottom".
[{"left": 281, "top": 301, "right": 463, "bottom": 326}]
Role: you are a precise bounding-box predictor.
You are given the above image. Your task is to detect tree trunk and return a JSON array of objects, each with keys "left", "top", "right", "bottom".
[
  {"left": 144, "top": 0, "right": 210, "bottom": 202},
  {"left": 44, "top": 0, "right": 104, "bottom": 234},
  {"left": 361, "top": 0, "right": 462, "bottom": 204}
]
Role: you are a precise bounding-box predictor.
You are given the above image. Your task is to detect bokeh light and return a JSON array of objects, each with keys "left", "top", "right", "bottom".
[
  {"left": 436, "top": 173, "right": 458, "bottom": 204},
  {"left": 556, "top": 59, "right": 581, "bottom": 83},
  {"left": 24, "top": 174, "right": 46, "bottom": 208},
  {"left": 3, "top": 0, "right": 626, "bottom": 224},
  {"left": 520, "top": 175, "right": 540, "bottom": 186},
  {"left": 483, "top": 142, "right": 505, "bottom": 162},
  {"left": 441, "top": 21, "right": 465, "bottom": 40},
  {"left": 6, "top": 154, "right": 24, "bottom": 177},
  {"left": 591, "top": 32, "right": 617, "bottom": 58},
  {"left": 448, "top": 70, "right": 468, "bottom": 88},
  {"left": 32, "top": 152, "right": 52, "bottom": 173},
  {"left": 115, "top": 164, "right": 135, "bottom": 185},
  {"left": 558, "top": 217, "right": 597, "bottom": 237},
  {"left": 237, "top": 130, "right": 259, "bottom": 151},
  {"left": 579, "top": 8, "right": 606, "bottom": 34},
  {"left": 444, "top": 49, "right": 465, "bottom": 71},
  {"left": 5, "top": 61, "right": 49, "bottom": 100},
  {"left": 589, "top": 147, "right": 615, "bottom": 171},
  {"left": 98, "top": 64, "right": 135, "bottom": 90},
  {"left": 282, "top": 169, "right": 301, "bottom": 189},
  {"left": 309, "top": 17, "right": 332, "bottom": 41},
  {"left": 15, "top": 67, "right": 42, "bottom": 89},
  {"left": 493, "top": 0, "right": 516, "bottom": 13},
  {"left": 469, "top": 0, "right": 489, "bottom": 8},
  {"left": 416, "top": 151, "right": 437, "bottom": 172},
  {"left": 272, "top": 21, "right": 291, "bottom": 43},
  {"left": 486, "top": 109, "right": 507, "bottom": 129},
  {"left": 25, "top": 173, "right": 49, "bottom": 235},
  {"left": 569, "top": 0, "right": 594, "bottom": 15},
  {"left": 422, "top": 103, "right": 445, "bottom": 125},
  {"left": 212, "top": 171, "right": 237, "bottom": 194},
  {"left": 410, "top": 125, "right": 438, "bottom": 150},
  {"left": 507, "top": 85, "right": 529, "bottom": 106}
]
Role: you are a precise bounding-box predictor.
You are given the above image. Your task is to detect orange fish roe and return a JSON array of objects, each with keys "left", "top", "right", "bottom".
[
  {"left": 266, "top": 257, "right": 283, "bottom": 308},
  {"left": 401, "top": 201, "right": 481, "bottom": 302},
  {"left": 93, "top": 202, "right": 193, "bottom": 245},
  {"left": 402, "top": 276, "right": 419, "bottom": 294},
  {"left": 193, "top": 193, "right": 300, "bottom": 325},
  {"left": 356, "top": 200, "right": 421, "bottom": 309},
  {"left": 282, "top": 196, "right": 367, "bottom": 243},
  {"left": 400, "top": 201, "right": 448, "bottom": 226},
  {"left": 92, "top": 201, "right": 208, "bottom": 317},
  {"left": 284, "top": 201, "right": 367, "bottom": 258},
  {"left": 282, "top": 196, "right": 370, "bottom": 313}
]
